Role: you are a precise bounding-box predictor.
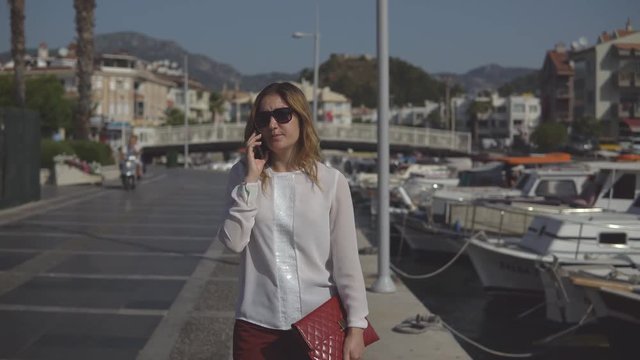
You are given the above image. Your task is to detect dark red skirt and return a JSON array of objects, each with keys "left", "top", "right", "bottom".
[{"left": 233, "top": 319, "right": 309, "bottom": 360}]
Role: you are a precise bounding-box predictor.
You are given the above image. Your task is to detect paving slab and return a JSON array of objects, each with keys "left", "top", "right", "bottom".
[
  {"left": 0, "top": 277, "right": 185, "bottom": 310},
  {"left": 0, "top": 311, "right": 161, "bottom": 360}
]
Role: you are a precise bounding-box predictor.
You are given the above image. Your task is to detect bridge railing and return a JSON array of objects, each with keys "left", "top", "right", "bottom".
[{"left": 136, "top": 123, "right": 471, "bottom": 153}]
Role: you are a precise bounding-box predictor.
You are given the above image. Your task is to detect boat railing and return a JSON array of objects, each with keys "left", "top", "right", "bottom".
[{"left": 445, "top": 200, "right": 604, "bottom": 239}]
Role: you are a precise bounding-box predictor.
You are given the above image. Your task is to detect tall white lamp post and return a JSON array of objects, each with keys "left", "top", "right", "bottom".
[
  {"left": 371, "top": 0, "right": 396, "bottom": 293},
  {"left": 184, "top": 54, "right": 189, "bottom": 168},
  {"left": 292, "top": 2, "right": 320, "bottom": 123}
]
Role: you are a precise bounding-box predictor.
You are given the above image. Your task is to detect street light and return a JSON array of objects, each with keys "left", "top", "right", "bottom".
[{"left": 292, "top": 2, "right": 320, "bottom": 123}]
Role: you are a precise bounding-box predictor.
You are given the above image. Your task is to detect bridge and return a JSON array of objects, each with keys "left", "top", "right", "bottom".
[{"left": 135, "top": 123, "right": 472, "bottom": 156}]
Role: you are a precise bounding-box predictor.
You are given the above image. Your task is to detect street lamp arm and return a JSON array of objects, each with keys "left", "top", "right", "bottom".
[{"left": 292, "top": 31, "right": 313, "bottom": 38}]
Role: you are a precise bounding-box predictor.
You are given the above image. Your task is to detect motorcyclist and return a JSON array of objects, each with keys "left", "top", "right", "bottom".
[{"left": 119, "top": 134, "right": 142, "bottom": 179}]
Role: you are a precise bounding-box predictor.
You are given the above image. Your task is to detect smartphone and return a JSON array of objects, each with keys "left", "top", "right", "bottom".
[
  {"left": 253, "top": 129, "right": 267, "bottom": 160},
  {"left": 253, "top": 143, "right": 266, "bottom": 160}
]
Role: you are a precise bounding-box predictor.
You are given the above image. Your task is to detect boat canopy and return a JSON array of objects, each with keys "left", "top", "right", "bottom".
[{"left": 492, "top": 152, "right": 572, "bottom": 166}]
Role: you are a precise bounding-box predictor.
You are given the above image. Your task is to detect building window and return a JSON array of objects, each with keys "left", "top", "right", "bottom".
[
  {"left": 512, "top": 104, "right": 525, "bottom": 113},
  {"left": 528, "top": 105, "right": 538, "bottom": 113},
  {"left": 136, "top": 101, "right": 144, "bottom": 117}
]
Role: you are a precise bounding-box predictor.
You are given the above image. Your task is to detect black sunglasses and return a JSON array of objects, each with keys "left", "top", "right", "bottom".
[{"left": 255, "top": 107, "right": 294, "bottom": 129}]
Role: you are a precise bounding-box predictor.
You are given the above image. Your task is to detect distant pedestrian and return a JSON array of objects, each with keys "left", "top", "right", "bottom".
[
  {"left": 217, "top": 82, "right": 370, "bottom": 360},
  {"left": 119, "top": 134, "right": 142, "bottom": 179}
]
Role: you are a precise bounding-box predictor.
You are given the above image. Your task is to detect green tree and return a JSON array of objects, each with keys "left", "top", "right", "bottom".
[
  {"left": 0, "top": 75, "right": 73, "bottom": 136},
  {"left": 531, "top": 122, "right": 568, "bottom": 152},
  {"left": 209, "top": 91, "right": 224, "bottom": 118},
  {"left": 164, "top": 108, "right": 197, "bottom": 126},
  {"left": 426, "top": 110, "right": 445, "bottom": 129},
  {"left": 165, "top": 108, "right": 185, "bottom": 126},
  {"left": 571, "top": 116, "right": 601, "bottom": 140},
  {"left": 466, "top": 100, "right": 492, "bottom": 146},
  {"left": 301, "top": 54, "right": 461, "bottom": 108}
]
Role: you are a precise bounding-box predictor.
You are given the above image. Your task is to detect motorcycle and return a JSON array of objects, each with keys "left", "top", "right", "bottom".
[{"left": 120, "top": 154, "right": 138, "bottom": 190}]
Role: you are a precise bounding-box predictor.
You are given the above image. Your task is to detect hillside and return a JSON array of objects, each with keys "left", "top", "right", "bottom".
[
  {"left": 435, "top": 64, "right": 538, "bottom": 96},
  {"left": 301, "top": 54, "right": 463, "bottom": 108},
  {"left": 92, "top": 32, "right": 293, "bottom": 91}
]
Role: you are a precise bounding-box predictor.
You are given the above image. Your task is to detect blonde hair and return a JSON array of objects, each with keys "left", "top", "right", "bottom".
[{"left": 244, "top": 82, "right": 322, "bottom": 187}]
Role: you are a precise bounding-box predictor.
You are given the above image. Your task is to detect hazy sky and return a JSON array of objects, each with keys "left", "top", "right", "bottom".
[{"left": 1, "top": 0, "right": 638, "bottom": 75}]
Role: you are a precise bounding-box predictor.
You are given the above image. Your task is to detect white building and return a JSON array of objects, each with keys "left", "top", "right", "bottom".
[
  {"left": 293, "top": 80, "right": 352, "bottom": 124},
  {"left": 93, "top": 54, "right": 174, "bottom": 127},
  {"left": 466, "top": 93, "right": 540, "bottom": 148},
  {"left": 508, "top": 95, "right": 541, "bottom": 143},
  {"left": 390, "top": 100, "right": 440, "bottom": 127},
  {"left": 163, "top": 76, "right": 213, "bottom": 123}
]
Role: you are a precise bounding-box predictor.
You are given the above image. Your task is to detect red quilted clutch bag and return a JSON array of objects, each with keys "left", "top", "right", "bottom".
[{"left": 293, "top": 295, "right": 379, "bottom": 360}]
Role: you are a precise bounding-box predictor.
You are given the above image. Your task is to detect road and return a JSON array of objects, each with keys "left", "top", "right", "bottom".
[{"left": 0, "top": 167, "right": 237, "bottom": 360}]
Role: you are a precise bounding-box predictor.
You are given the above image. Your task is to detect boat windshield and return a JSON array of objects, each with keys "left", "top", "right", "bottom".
[{"left": 515, "top": 174, "right": 532, "bottom": 191}]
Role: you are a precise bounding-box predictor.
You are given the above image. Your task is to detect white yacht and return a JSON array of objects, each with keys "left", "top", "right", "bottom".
[
  {"left": 391, "top": 166, "right": 594, "bottom": 254},
  {"left": 466, "top": 162, "right": 640, "bottom": 294},
  {"left": 467, "top": 210, "right": 640, "bottom": 295}
]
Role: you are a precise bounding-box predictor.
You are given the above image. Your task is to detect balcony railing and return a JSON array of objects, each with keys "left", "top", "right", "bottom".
[{"left": 617, "top": 72, "right": 634, "bottom": 87}]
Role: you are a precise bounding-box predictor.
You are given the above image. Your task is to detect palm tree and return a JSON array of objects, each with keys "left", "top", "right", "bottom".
[
  {"left": 8, "top": 0, "right": 26, "bottom": 107},
  {"left": 73, "top": 0, "right": 96, "bottom": 140}
]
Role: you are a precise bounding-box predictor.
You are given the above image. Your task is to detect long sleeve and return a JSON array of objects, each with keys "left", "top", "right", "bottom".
[
  {"left": 330, "top": 172, "right": 369, "bottom": 329},
  {"left": 217, "top": 161, "right": 260, "bottom": 253}
]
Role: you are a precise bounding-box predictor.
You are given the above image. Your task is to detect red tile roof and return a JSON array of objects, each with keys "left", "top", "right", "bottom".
[
  {"left": 613, "top": 43, "right": 640, "bottom": 51},
  {"left": 622, "top": 118, "right": 640, "bottom": 132},
  {"left": 598, "top": 28, "right": 637, "bottom": 43}
]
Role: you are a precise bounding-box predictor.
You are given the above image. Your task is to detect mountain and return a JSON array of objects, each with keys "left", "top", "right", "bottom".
[
  {"left": 435, "top": 64, "right": 538, "bottom": 96},
  {"left": 93, "top": 32, "right": 298, "bottom": 91},
  {"left": 1, "top": 32, "right": 536, "bottom": 98}
]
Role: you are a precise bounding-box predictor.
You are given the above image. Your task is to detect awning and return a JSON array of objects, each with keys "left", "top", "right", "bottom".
[
  {"left": 621, "top": 118, "right": 640, "bottom": 132},
  {"left": 106, "top": 121, "right": 132, "bottom": 130}
]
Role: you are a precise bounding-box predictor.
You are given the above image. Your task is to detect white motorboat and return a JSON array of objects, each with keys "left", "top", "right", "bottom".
[
  {"left": 391, "top": 165, "right": 595, "bottom": 254},
  {"left": 467, "top": 209, "right": 640, "bottom": 295}
]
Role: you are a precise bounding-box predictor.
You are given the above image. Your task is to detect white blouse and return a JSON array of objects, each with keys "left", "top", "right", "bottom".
[{"left": 217, "top": 161, "right": 369, "bottom": 330}]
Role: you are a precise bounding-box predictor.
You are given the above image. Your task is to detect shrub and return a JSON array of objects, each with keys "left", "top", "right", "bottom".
[
  {"left": 67, "top": 140, "right": 115, "bottom": 165},
  {"left": 40, "top": 139, "right": 75, "bottom": 169}
]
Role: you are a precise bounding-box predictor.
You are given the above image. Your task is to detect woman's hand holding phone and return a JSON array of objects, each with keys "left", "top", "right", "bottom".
[{"left": 245, "top": 131, "right": 268, "bottom": 182}]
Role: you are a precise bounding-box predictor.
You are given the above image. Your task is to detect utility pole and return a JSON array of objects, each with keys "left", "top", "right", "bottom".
[
  {"left": 445, "top": 76, "right": 452, "bottom": 130},
  {"left": 371, "top": 0, "right": 396, "bottom": 294}
]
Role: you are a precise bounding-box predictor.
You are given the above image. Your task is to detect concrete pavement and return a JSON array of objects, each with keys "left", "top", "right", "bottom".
[{"left": 0, "top": 167, "right": 468, "bottom": 359}]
